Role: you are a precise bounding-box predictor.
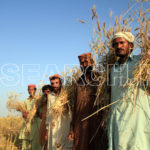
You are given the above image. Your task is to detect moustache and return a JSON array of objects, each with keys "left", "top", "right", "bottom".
[{"left": 116, "top": 48, "right": 124, "bottom": 51}]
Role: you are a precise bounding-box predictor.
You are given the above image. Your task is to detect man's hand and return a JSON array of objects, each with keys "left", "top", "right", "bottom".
[
  {"left": 68, "top": 130, "right": 74, "bottom": 141},
  {"left": 22, "top": 111, "right": 28, "bottom": 119},
  {"left": 45, "top": 129, "right": 48, "bottom": 141}
]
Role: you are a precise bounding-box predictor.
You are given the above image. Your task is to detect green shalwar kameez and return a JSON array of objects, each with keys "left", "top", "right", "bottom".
[
  {"left": 19, "top": 97, "right": 41, "bottom": 150},
  {"left": 108, "top": 55, "right": 150, "bottom": 150}
]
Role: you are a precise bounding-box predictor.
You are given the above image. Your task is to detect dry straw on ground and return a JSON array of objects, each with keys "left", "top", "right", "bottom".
[{"left": 0, "top": 116, "right": 23, "bottom": 150}]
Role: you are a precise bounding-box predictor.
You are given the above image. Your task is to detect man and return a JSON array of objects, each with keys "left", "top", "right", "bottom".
[
  {"left": 108, "top": 32, "right": 150, "bottom": 150},
  {"left": 68, "top": 53, "right": 107, "bottom": 150},
  {"left": 38, "top": 85, "right": 52, "bottom": 150},
  {"left": 45, "top": 74, "right": 72, "bottom": 150},
  {"left": 19, "top": 84, "right": 41, "bottom": 150}
]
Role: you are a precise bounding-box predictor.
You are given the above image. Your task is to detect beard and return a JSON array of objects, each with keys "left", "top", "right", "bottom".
[
  {"left": 116, "top": 48, "right": 130, "bottom": 58},
  {"left": 53, "top": 87, "right": 61, "bottom": 93},
  {"left": 81, "top": 65, "right": 93, "bottom": 74}
]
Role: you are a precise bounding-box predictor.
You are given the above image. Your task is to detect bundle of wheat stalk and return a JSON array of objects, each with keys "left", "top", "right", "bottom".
[
  {"left": 62, "top": 66, "right": 82, "bottom": 107},
  {"left": 48, "top": 89, "right": 69, "bottom": 120},
  {"left": 125, "top": 7, "right": 150, "bottom": 102},
  {"left": 6, "top": 92, "right": 27, "bottom": 113},
  {"left": 6, "top": 92, "right": 31, "bottom": 134},
  {"left": 6, "top": 86, "right": 43, "bottom": 134}
]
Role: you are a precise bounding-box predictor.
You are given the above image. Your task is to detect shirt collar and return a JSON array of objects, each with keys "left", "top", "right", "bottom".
[
  {"left": 115, "top": 53, "right": 133, "bottom": 66},
  {"left": 51, "top": 92, "right": 56, "bottom": 96},
  {"left": 129, "top": 53, "right": 134, "bottom": 60},
  {"left": 27, "top": 96, "right": 36, "bottom": 101}
]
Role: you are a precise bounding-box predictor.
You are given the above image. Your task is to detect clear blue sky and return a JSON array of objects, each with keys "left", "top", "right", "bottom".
[{"left": 0, "top": 0, "right": 149, "bottom": 116}]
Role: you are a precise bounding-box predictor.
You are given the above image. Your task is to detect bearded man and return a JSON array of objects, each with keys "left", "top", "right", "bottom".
[
  {"left": 68, "top": 53, "right": 107, "bottom": 150},
  {"left": 108, "top": 32, "right": 150, "bottom": 150},
  {"left": 45, "top": 74, "right": 72, "bottom": 150}
]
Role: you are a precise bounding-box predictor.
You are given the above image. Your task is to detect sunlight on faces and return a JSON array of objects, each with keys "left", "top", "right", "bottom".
[
  {"left": 79, "top": 58, "right": 93, "bottom": 73},
  {"left": 43, "top": 89, "right": 51, "bottom": 95},
  {"left": 50, "top": 78, "right": 61, "bottom": 93},
  {"left": 112, "top": 37, "right": 133, "bottom": 57},
  {"left": 28, "top": 87, "right": 36, "bottom": 97}
]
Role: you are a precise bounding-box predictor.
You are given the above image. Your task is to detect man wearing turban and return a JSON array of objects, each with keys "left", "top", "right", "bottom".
[
  {"left": 45, "top": 74, "right": 72, "bottom": 150},
  {"left": 19, "top": 84, "right": 41, "bottom": 150},
  {"left": 108, "top": 32, "right": 150, "bottom": 150},
  {"left": 68, "top": 53, "right": 107, "bottom": 150}
]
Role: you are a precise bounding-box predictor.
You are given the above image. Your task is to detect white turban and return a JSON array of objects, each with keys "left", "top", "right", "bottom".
[{"left": 113, "top": 32, "right": 135, "bottom": 43}]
